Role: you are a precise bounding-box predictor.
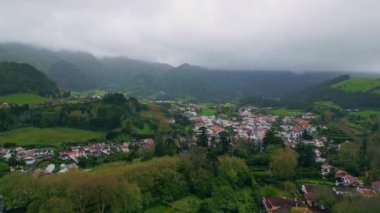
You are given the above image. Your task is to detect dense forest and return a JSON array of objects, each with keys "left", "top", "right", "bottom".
[{"left": 0, "top": 62, "right": 59, "bottom": 97}]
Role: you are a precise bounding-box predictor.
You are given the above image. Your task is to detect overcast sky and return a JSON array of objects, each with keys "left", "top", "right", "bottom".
[{"left": 0, "top": 0, "right": 379, "bottom": 71}]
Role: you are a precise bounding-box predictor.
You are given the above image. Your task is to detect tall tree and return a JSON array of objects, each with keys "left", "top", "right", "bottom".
[
  {"left": 270, "top": 148, "right": 298, "bottom": 179},
  {"left": 295, "top": 143, "right": 316, "bottom": 167},
  {"left": 263, "top": 130, "right": 284, "bottom": 150}
]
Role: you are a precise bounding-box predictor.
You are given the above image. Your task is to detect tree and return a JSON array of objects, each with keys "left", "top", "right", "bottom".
[
  {"left": 197, "top": 127, "right": 208, "bottom": 147},
  {"left": 219, "top": 131, "right": 231, "bottom": 154},
  {"left": 313, "top": 187, "right": 336, "bottom": 209},
  {"left": 295, "top": 143, "right": 316, "bottom": 167},
  {"left": 155, "top": 137, "right": 178, "bottom": 157},
  {"left": 200, "top": 179, "right": 238, "bottom": 212},
  {"left": 337, "top": 142, "right": 360, "bottom": 175},
  {"left": 270, "top": 148, "right": 298, "bottom": 179},
  {"left": 263, "top": 130, "right": 284, "bottom": 150},
  {"left": 180, "top": 147, "right": 215, "bottom": 198},
  {"left": 217, "top": 156, "right": 252, "bottom": 189},
  {"left": 102, "top": 93, "right": 127, "bottom": 105},
  {"left": 301, "top": 129, "right": 313, "bottom": 140},
  {"left": 370, "top": 147, "right": 380, "bottom": 179}
]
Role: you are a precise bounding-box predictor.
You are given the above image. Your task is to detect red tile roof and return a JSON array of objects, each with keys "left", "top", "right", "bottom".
[{"left": 357, "top": 188, "right": 376, "bottom": 197}]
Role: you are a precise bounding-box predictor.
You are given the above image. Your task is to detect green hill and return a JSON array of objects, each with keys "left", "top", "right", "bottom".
[
  {"left": 0, "top": 62, "right": 59, "bottom": 97},
  {"left": 290, "top": 75, "right": 380, "bottom": 108},
  {"left": 331, "top": 78, "right": 380, "bottom": 93}
]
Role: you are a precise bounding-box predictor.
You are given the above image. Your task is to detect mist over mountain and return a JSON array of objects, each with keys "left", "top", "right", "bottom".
[{"left": 0, "top": 42, "right": 367, "bottom": 101}]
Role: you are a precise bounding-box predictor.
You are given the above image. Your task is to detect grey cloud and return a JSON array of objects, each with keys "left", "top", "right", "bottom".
[{"left": 0, "top": 0, "right": 380, "bottom": 71}]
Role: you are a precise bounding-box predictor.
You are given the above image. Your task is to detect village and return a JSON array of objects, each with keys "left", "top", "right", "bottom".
[
  {"left": 1, "top": 100, "right": 379, "bottom": 212},
  {"left": 174, "top": 102, "right": 380, "bottom": 212}
]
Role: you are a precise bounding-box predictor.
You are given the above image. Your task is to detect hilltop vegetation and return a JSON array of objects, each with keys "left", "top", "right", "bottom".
[
  {"left": 0, "top": 62, "right": 59, "bottom": 97},
  {"left": 0, "top": 154, "right": 257, "bottom": 212}
]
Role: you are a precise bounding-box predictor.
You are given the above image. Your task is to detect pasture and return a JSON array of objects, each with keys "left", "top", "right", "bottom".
[
  {"left": 199, "top": 106, "right": 217, "bottom": 116},
  {"left": 0, "top": 93, "right": 50, "bottom": 104},
  {"left": 0, "top": 127, "right": 104, "bottom": 146},
  {"left": 331, "top": 78, "right": 380, "bottom": 93}
]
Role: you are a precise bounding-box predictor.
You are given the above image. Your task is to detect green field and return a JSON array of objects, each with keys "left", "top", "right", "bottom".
[
  {"left": 331, "top": 78, "right": 380, "bottom": 93},
  {"left": 267, "top": 108, "right": 300, "bottom": 116},
  {"left": 315, "top": 101, "right": 342, "bottom": 110},
  {"left": 0, "top": 127, "right": 105, "bottom": 146},
  {"left": 0, "top": 93, "right": 50, "bottom": 104},
  {"left": 295, "top": 179, "right": 335, "bottom": 187},
  {"left": 133, "top": 123, "right": 153, "bottom": 136},
  {"left": 199, "top": 106, "right": 216, "bottom": 116}
]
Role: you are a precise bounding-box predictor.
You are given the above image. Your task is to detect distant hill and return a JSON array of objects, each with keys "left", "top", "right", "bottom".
[
  {"left": 0, "top": 62, "right": 59, "bottom": 96},
  {"left": 48, "top": 60, "right": 96, "bottom": 90},
  {"left": 289, "top": 75, "right": 380, "bottom": 108},
  {"left": 331, "top": 78, "right": 380, "bottom": 93},
  {"left": 0, "top": 43, "right": 172, "bottom": 90},
  {"left": 0, "top": 42, "right": 361, "bottom": 101}
]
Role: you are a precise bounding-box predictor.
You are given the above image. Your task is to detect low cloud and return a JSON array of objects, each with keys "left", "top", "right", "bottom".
[{"left": 0, "top": 0, "right": 379, "bottom": 71}]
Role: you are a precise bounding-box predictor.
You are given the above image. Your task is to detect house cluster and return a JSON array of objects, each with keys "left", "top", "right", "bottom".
[
  {"left": 0, "top": 102, "right": 12, "bottom": 110},
  {"left": 262, "top": 184, "right": 333, "bottom": 212},
  {"left": 279, "top": 113, "right": 328, "bottom": 163},
  {"left": 181, "top": 105, "right": 277, "bottom": 144},
  {"left": 0, "top": 146, "right": 54, "bottom": 169},
  {"left": 262, "top": 197, "right": 311, "bottom": 213},
  {"left": 34, "top": 162, "right": 78, "bottom": 175},
  {"left": 332, "top": 168, "right": 377, "bottom": 197},
  {"left": 59, "top": 142, "right": 130, "bottom": 162},
  {"left": 263, "top": 180, "right": 379, "bottom": 213},
  {"left": 320, "top": 164, "right": 378, "bottom": 198},
  {"left": 280, "top": 113, "right": 317, "bottom": 148}
]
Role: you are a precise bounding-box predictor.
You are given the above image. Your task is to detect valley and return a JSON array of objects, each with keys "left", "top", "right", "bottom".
[{"left": 0, "top": 56, "right": 380, "bottom": 213}]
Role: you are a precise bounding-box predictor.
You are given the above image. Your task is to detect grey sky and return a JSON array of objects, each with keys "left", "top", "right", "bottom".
[{"left": 0, "top": 0, "right": 380, "bottom": 71}]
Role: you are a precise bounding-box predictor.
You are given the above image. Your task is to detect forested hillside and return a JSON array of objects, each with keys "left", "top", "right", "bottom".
[
  {"left": 0, "top": 43, "right": 342, "bottom": 100},
  {"left": 291, "top": 75, "right": 380, "bottom": 108},
  {"left": 0, "top": 62, "right": 59, "bottom": 96}
]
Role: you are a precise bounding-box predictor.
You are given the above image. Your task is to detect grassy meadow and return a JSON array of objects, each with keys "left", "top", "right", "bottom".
[
  {"left": 199, "top": 106, "right": 217, "bottom": 116},
  {"left": 0, "top": 93, "right": 50, "bottom": 104},
  {"left": 0, "top": 127, "right": 105, "bottom": 146},
  {"left": 315, "top": 101, "right": 342, "bottom": 110},
  {"left": 267, "top": 108, "right": 300, "bottom": 116}
]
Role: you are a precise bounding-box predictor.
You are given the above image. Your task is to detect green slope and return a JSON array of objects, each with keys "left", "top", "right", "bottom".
[
  {"left": 0, "top": 93, "right": 50, "bottom": 104},
  {"left": 0, "top": 62, "right": 59, "bottom": 96},
  {"left": 331, "top": 78, "right": 380, "bottom": 93},
  {"left": 0, "top": 127, "right": 105, "bottom": 146}
]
